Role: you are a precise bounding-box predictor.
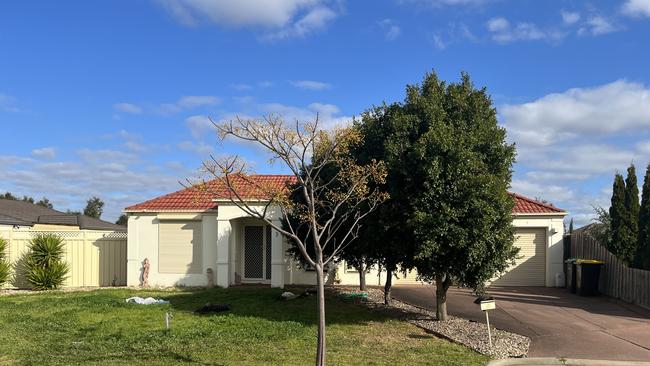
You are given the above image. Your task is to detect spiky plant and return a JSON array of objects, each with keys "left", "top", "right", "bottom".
[
  {"left": 25, "top": 234, "right": 69, "bottom": 290},
  {"left": 0, "top": 237, "right": 11, "bottom": 286}
]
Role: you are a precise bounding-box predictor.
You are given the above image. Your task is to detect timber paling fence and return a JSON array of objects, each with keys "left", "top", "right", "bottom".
[{"left": 569, "top": 231, "right": 650, "bottom": 310}]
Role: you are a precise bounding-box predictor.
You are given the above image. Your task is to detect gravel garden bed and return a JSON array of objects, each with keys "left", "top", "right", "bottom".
[{"left": 335, "top": 287, "right": 530, "bottom": 359}]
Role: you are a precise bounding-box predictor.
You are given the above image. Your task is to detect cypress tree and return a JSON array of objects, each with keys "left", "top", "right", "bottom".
[
  {"left": 609, "top": 173, "right": 627, "bottom": 258},
  {"left": 569, "top": 218, "right": 574, "bottom": 234},
  {"left": 635, "top": 164, "right": 650, "bottom": 269},
  {"left": 623, "top": 164, "right": 640, "bottom": 263}
]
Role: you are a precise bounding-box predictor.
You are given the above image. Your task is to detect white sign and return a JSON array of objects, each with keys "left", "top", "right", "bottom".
[{"left": 480, "top": 300, "right": 496, "bottom": 311}]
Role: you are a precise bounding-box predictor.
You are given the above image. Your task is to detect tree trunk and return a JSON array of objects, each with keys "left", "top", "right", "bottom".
[
  {"left": 357, "top": 262, "right": 367, "bottom": 292},
  {"left": 315, "top": 265, "right": 327, "bottom": 366},
  {"left": 384, "top": 268, "right": 393, "bottom": 305},
  {"left": 435, "top": 274, "right": 451, "bottom": 321}
]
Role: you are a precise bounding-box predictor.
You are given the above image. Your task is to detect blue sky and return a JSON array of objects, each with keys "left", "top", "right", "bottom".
[{"left": 1, "top": 0, "right": 650, "bottom": 225}]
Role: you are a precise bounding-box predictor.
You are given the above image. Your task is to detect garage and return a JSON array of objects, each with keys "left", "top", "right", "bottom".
[{"left": 491, "top": 227, "right": 547, "bottom": 286}]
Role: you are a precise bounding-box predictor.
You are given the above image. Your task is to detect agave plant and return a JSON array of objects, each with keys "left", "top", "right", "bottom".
[
  {"left": 0, "top": 238, "right": 10, "bottom": 286},
  {"left": 25, "top": 234, "right": 69, "bottom": 290}
]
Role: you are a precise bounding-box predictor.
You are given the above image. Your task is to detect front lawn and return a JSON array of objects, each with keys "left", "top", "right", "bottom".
[{"left": 0, "top": 287, "right": 488, "bottom": 365}]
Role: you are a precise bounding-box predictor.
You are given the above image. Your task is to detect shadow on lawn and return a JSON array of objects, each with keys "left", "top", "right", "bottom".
[{"left": 161, "top": 286, "right": 396, "bottom": 326}]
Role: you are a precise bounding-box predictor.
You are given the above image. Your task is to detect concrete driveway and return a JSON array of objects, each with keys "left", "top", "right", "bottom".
[{"left": 392, "top": 285, "right": 650, "bottom": 361}]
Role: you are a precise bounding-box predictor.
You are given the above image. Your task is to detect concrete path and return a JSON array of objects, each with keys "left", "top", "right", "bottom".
[{"left": 392, "top": 285, "right": 650, "bottom": 361}]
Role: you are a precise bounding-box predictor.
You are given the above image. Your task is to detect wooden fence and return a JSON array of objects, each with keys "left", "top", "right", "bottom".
[
  {"left": 569, "top": 231, "right": 650, "bottom": 310},
  {"left": 0, "top": 229, "right": 127, "bottom": 288}
]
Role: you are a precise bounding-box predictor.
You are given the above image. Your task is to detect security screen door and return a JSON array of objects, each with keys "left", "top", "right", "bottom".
[{"left": 243, "top": 225, "right": 272, "bottom": 281}]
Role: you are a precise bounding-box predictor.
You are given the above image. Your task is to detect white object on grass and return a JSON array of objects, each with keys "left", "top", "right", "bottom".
[{"left": 125, "top": 296, "right": 170, "bottom": 305}]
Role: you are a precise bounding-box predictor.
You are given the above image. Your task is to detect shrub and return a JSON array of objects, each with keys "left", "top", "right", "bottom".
[
  {"left": 25, "top": 234, "right": 69, "bottom": 290},
  {"left": 0, "top": 237, "right": 10, "bottom": 286}
]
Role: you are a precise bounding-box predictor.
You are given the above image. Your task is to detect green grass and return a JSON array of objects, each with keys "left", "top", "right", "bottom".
[{"left": 0, "top": 287, "right": 488, "bottom": 365}]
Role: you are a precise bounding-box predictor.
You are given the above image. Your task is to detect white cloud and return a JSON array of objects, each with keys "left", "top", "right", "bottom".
[
  {"left": 432, "top": 34, "right": 446, "bottom": 49},
  {"left": 185, "top": 115, "right": 214, "bottom": 139},
  {"left": 157, "top": 95, "right": 221, "bottom": 114},
  {"left": 262, "top": 6, "right": 337, "bottom": 41},
  {"left": 404, "top": 0, "right": 488, "bottom": 6},
  {"left": 177, "top": 95, "right": 221, "bottom": 108},
  {"left": 0, "top": 147, "right": 194, "bottom": 222},
  {"left": 290, "top": 80, "right": 332, "bottom": 90},
  {"left": 159, "top": 0, "right": 337, "bottom": 40},
  {"left": 0, "top": 93, "right": 19, "bottom": 112},
  {"left": 578, "top": 16, "right": 618, "bottom": 35},
  {"left": 561, "top": 10, "right": 581, "bottom": 25},
  {"left": 622, "top": 0, "right": 650, "bottom": 18},
  {"left": 503, "top": 80, "right": 650, "bottom": 226},
  {"left": 178, "top": 140, "right": 214, "bottom": 155},
  {"left": 501, "top": 80, "right": 650, "bottom": 146},
  {"left": 486, "top": 17, "right": 551, "bottom": 43},
  {"left": 31, "top": 147, "right": 56, "bottom": 160},
  {"left": 378, "top": 19, "right": 401, "bottom": 41},
  {"left": 231, "top": 83, "right": 253, "bottom": 91},
  {"left": 113, "top": 103, "right": 142, "bottom": 114}
]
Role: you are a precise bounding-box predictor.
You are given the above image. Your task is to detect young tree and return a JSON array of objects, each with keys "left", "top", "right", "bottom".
[
  {"left": 83, "top": 196, "right": 104, "bottom": 219},
  {"left": 635, "top": 164, "right": 650, "bottom": 269},
  {"left": 623, "top": 164, "right": 640, "bottom": 263},
  {"left": 284, "top": 157, "right": 378, "bottom": 292},
  {"left": 397, "top": 72, "right": 518, "bottom": 321},
  {"left": 587, "top": 206, "right": 611, "bottom": 244},
  {"left": 568, "top": 218, "right": 574, "bottom": 234},
  {"left": 36, "top": 197, "right": 53, "bottom": 209},
  {"left": 609, "top": 173, "right": 629, "bottom": 260},
  {"left": 200, "top": 115, "right": 387, "bottom": 366}
]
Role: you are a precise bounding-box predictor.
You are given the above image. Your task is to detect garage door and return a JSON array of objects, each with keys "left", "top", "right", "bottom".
[
  {"left": 159, "top": 221, "right": 202, "bottom": 274},
  {"left": 491, "top": 228, "right": 546, "bottom": 286}
]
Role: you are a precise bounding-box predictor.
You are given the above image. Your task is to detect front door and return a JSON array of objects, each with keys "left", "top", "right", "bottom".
[{"left": 243, "top": 225, "right": 272, "bottom": 282}]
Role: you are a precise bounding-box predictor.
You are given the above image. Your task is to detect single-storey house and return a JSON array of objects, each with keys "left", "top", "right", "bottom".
[
  {"left": 124, "top": 175, "right": 566, "bottom": 288},
  {"left": 0, "top": 199, "right": 125, "bottom": 231}
]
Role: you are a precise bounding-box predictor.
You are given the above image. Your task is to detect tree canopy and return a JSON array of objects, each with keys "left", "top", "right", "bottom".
[{"left": 83, "top": 196, "right": 104, "bottom": 219}]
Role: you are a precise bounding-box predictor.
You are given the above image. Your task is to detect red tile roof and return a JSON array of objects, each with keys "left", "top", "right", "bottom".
[
  {"left": 510, "top": 192, "right": 565, "bottom": 214},
  {"left": 124, "top": 175, "right": 295, "bottom": 212},
  {"left": 125, "top": 175, "right": 565, "bottom": 215}
]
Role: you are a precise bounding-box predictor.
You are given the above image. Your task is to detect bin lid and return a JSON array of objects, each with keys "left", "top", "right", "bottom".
[
  {"left": 576, "top": 259, "right": 605, "bottom": 265},
  {"left": 565, "top": 258, "right": 577, "bottom": 263}
]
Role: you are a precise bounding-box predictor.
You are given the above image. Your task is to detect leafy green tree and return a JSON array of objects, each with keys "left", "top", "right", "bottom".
[
  {"left": 0, "top": 192, "right": 17, "bottom": 200},
  {"left": 354, "top": 102, "right": 421, "bottom": 304},
  {"left": 609, "top": 173, "right": 629, "bottom": 259},
  {"left": 355, "top": 71, "right": 517, "bottom": 317},
  {"left": 623, "top": 164, "right": 640, "bottom": 263},
  {"left": 83, "top": 196, "right": 104, "bottom": 219},
  {"left": 115, "top": 214, "right": 128, "bottom": 226},
  {"left": 635, "top": 164, "right": 650, "bottom": 269},
  {"left": 36, "top": 197, "right": 53, "bottom": 209},
  {"left": 587, "top": 205, "right": 611, "bottom": 244}
]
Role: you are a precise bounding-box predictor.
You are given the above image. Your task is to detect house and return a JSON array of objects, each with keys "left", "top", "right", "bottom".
[
  {"left": 124, "top": 175, "right": 566, "bottom": 288},
  {"left": 0, "top": 199, "right": 127, "bottom": 287},
  {"left": 0, "top": 199, "right": 125, "bottom": 231}
]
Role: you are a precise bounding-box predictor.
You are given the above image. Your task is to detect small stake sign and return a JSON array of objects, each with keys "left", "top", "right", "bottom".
[{"left": 479, "top": 300, "right": 495, "bottom": 347}]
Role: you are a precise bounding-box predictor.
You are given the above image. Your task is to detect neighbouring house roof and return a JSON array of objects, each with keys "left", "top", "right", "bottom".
[
  {"left": 125, "top": 174, "right": 566, "bottom": 215},
  {"left": 0, "top": 199, "right": 125, "bottom": 231}
]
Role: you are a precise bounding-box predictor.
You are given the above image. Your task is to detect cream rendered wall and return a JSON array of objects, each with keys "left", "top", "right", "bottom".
[{"left": 126, "top": 213, "right": 218, "bottom": 287}]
